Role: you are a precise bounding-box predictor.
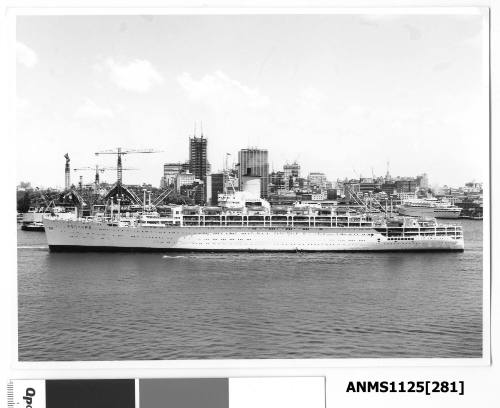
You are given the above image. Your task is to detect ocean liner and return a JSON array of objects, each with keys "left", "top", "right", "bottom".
[
  {"left": 44, "top": 192, "right": 464, "bottom": 252},
  {"left": 397, "top": 198, "right": 462, "bottom": 219}
]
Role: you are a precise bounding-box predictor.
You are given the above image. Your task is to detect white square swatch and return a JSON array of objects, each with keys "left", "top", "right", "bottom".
[{"left": 229, "top": 377, "right": 325, "bottom": 408}]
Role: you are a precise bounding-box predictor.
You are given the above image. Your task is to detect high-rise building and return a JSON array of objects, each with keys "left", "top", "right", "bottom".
[
  {"left": 269, "top": 171, "right": 286, "bottom": 194},
  {"left": 176, "top": 172, "right": 196, "bottom": 192},
  {"left": 359, "top": 178, "right": 381, "bottom": 194},
  {"left": 238, "top": 148, "right": 269, "bottom": 198},
  {"left": 163, "top": 162, "right": 184, "bottom": 187},
  {"left": 298, "top": 177, "right": 310, "bottom": 190},
  {"left": 181, "top": 161, "right": 191, "bottom": 173},
  {"left": 210, "top": 173, "right": 225, "bottom": 205},
  {"left": 395, "top": 179, "right": 417, "bottom": 193},
  {"left": 283, "top": 162, "right": 300, "bottom": 190},
  {"left": 189, "top": 135, "right": 208, "bottom": 181},
  {"left": 189, "top": 134, "right": 209, "bottom": 204},
  {"left": 283, "top": 162, "right": 300, "bottom": 179},
  {"left": 381, "top": 182, "right": 397, "bottom": 196},
  {"left": 308, "top": 172, "right": 328, "bottom": 190}
]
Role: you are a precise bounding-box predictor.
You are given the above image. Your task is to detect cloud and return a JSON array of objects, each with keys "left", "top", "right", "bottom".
[
  {"left": 177, "top": 70, "right": 270, "bottom": 109},
  {"left": 16, "top": 96, "right": 29, "bottom": 110},
  {"left": 74, "top": 98, "right": 114, "bottom": 119},
  {"left": 98, "top": 58, "right": 164, "bottom": 92},
  {"left": 16, "top": 42, "right": 38, "bottom": 68},
  {"left": 297, "top": 87, "right": 326, "bottom": 111}
]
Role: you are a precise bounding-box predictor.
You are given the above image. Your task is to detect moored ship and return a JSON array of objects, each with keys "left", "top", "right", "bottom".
[
  {"left": 44, "top": 192, "right": 464, "bottom": 252},
  {"left": 397, "top": 198, "right": 462, "bottom": 219},
  {"left": 21, "top": 206, "right": 78, "bottom": 232},
  {"left": 21, "top": 221, "right": 45, "bottom": 232},
  {"left": 20, "top": 207, "right": 52, "bottom": 231}
]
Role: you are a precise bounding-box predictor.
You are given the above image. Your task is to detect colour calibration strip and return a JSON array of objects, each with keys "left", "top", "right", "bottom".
[{"left": 7, "top": 377, "right": 325, "bottom": 408}]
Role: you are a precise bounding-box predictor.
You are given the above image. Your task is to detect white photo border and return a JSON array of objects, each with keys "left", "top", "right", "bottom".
[{"left": 5, "top": 5, "right": 492, "bottom": 377}]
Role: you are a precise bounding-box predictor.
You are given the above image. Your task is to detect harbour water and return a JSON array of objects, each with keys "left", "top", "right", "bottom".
[{"left": 17, "top": 220, "right": 483, "bottom": 361}]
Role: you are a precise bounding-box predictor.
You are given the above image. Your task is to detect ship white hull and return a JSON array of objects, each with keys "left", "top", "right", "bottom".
[
  {"left": 398, "top": 206, "right": 461, "bottom": 219},
  {"left": 44, "top": 219, "right": 464, "bottom": 252}
]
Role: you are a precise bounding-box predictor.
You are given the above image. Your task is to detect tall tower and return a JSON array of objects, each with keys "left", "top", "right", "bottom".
[
  {"left": 385, "top": 161, "right": 391, "bottom": 182},
  {"left": 64, "top": 153, "right": 70, "bottom": 190},
  {"left": 189, "top": 135, "right": 208, "bottom": 181},
  {"left": 189, "top": 126, "right": 209, "bottom": 204},
  {"left": 238, "top": 148, "right": 269, "bottom": 198}
]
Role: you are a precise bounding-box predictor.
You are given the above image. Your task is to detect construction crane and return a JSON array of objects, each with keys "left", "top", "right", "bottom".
[
  {"left": 73, "top": 166, "right": 103, "bottom": 189},
  {"left": 94, "top": 147, "right": 161, "bottom": 184},
  {"left": 224, "top": 153, "right": 238, "bottom": 194},
  {"left": 64, "top": 153, "right": 70, "bottom": 190},
  {"left": 352, "top": 168, "right": 362, "bottom": 181},
  {"left": 74, "top": 165, "right": 137, "bottom": 188}
]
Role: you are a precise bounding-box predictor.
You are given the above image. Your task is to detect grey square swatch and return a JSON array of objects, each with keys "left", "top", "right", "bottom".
[{"left": 140, "top": 378, "right": 229, "bottom": 408}]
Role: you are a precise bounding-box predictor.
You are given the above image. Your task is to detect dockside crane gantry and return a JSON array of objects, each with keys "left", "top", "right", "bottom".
[{"left": 94, "top": 147, "right": 161, "bottom": 185}]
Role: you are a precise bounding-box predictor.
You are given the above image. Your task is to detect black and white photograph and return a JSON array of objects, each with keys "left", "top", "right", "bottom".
[{"left": 15, "top": 9, "right": 489, "bottom": 363}]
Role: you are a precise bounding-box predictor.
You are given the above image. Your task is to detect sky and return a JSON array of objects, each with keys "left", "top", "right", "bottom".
[{"left": 16, "top": 12, "right": 489, "bottom": 189}]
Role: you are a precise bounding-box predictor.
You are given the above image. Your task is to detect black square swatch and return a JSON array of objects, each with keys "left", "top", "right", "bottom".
[{"left": 46, "top": 379, "right": 135, "bottom": 408}]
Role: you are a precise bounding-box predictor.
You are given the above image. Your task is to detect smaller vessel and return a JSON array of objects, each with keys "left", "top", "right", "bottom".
[
  {"left": 20, "top": 207, "right": 52, "bottom": 231},
  {"left": 20, "top": 221, "right": 45, "bottom": 232},
  {"left": 397, "top": 198, "right": 462, "bottom": 219},
  {"left": 20, "top": 206, "right": 78, "bottom": 231}
]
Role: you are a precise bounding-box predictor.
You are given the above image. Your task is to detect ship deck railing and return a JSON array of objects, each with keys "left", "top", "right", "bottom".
[
  {"left": 380, "top": 225, "right": 463, "bottom": 239},
  {"left": 179, "top": 214, "right": 376, "bottom": 228},
  {"left": 47, "top": 215, "right": 463, "bottom": 238}
]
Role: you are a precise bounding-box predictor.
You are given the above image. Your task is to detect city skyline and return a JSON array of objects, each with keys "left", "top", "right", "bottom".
[
  {"left": 15, "top": 132, "right": 481, "bottom": 191},
  {"left": 16, "top": 129, "right": 479, "bottom": 191},
  {"left": 16, "top": 12, "right": 488, "bottom": 188}
]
